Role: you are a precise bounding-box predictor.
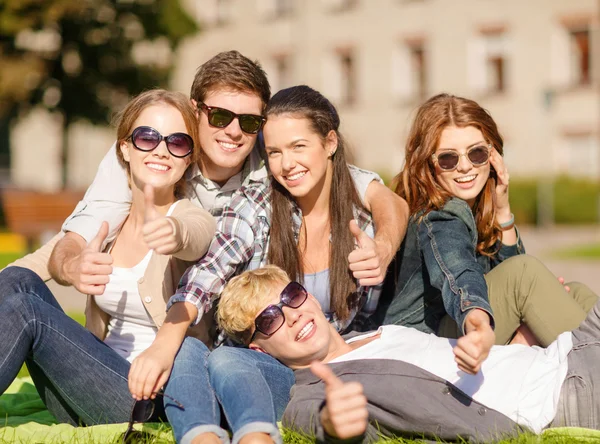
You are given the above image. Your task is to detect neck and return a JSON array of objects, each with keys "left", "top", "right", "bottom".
[
  {"left": 322, "top": 324, "right": 354, "bottom": 363},
  {"left": 296, "top": 163, "right": 333, "bottom": 216},
  {"left": 198, "top": 154, "right": 244, "bottom": 187}
]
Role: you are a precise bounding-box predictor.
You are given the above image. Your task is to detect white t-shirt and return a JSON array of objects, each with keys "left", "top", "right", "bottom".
[
  {"left": 94, "top": 202, "right": 179, "bottom": 362},
  {"left": 331, "top": 325, "right": 573, "bottom": 433}
]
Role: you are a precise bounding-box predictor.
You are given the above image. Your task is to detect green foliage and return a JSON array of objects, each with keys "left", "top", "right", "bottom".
[
  {"left": 510, "top": 176, "right": 600, "bottom": 225},
  {"left": 0, "top": 0, "right": 198, "bottom": 185},
  {"left": 0, "top": 0, "right": 197, "bottom": 124}
]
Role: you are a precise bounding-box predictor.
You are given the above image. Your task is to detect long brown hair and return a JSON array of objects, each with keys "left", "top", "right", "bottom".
[
  {"left": 266, "top": 85, "right": 365, "bottom": 321},
  {"left": 393, "top": 93, "right": 504, "bottom": 256}
]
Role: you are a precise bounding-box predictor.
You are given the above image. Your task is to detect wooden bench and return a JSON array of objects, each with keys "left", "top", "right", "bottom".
[{"left": 2, "top": 188, "right": 84, "bottom": 249}]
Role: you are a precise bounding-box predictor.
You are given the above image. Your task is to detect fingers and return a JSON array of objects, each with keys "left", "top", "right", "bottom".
[
  {"left": 347, "top": 221, "right": 384, "bottom": 285},
  {"left": 490, "top": 149, "right": 509, "bottom": 186},
  {"left": 144, "top": 184, "right": 160, "bottom": 223},
  {"left": 349, "top": 219, "right": 370, "bottom": 249},
  {"left": 453, "top": 340, "right": 480, "bottom": 375},
  {"left": 311, "top": 361, "right": 343, "bottom": 389},
  {"left": 88, "top": 221, "right": 109, "bottom": 252}
]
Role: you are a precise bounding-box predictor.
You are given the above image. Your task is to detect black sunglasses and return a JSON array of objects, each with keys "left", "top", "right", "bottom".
[
  {"left": 122, "top": 390, "right": 183, "bottom": 443},
  {"left": 198, "top": 102, "right": 266, "bottom": 134},
  {"left": 129, "top": 126, "right": 194, "bottom": 158},
  {"left": 250, "top": 282, "right": 308, "bottom": 342},
  {"left": 431, "top": 145, "right": 491, "bottom": 171}
]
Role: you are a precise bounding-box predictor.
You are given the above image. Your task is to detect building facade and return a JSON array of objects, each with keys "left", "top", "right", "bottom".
[
  {"left": 8, "top": 0, "right": 600, "bottom": 191},
  {"left": 176, "top": 0, "right": 600, "bottom": 180}
]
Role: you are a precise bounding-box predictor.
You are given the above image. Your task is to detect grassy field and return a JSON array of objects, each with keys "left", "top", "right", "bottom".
[{"left": 551, "top": 243, "right": 600, "bottom": 260}]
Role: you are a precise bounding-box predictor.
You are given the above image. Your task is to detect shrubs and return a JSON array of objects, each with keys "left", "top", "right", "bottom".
[
  {"left": 381, "top": 173, "right": 600, "bottom": 225},
  {"left": 511, "top": 177, "right": 600, "bottom": 225}
]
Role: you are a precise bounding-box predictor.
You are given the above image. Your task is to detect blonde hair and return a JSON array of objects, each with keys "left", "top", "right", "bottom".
[{"left": 217, "top": 265, "right": 290, "bottom": 344}]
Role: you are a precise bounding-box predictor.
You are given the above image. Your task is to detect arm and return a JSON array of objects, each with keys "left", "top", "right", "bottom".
[
  {"left": 417, "top": 200, "right": 494, "bottom": 333},
  {"left": 128, "top": 300, "right": 197, "bottom": 400},
  {"left": 418, "top": 201, "right": 495, "bottom": 373},
  {"left": 4, "top": 232, "right": 63, "bottom": 281},
  {"left": 363, "top": 181, "right": 409, "bottom": 275},
  {"left": 168, "top": 201, "right": 216, "bottom": 261},
  {"left": 49, "top": 223, "right": 113, "bottom": 295},
  {"left": 347, "top": 167, "right": 409, "bottom": 286},
  {"left": 141, "top": 189, "right": 216, "bottom": 261},
  {"left": 128, "top": 191, "right": 262, "bottom": 398},
  {"left": 61, "top": 143, "right": 132, "bottom": 244},
  {"left": 168, "top": 195, "right": 260, "bottom": 325}
]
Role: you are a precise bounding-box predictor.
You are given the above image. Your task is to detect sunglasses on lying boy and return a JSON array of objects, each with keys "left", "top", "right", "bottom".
[{"left": 249, "top": 282, "right": 309, "bottom": 342}]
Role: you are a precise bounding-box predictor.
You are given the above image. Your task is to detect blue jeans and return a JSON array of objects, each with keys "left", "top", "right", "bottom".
[
  {"left": 0, "top": 266, "right": 137, "bottom": 424},
  {"left": 207, "top": 346, "right": 295, "bottom": 444},
  {"left": 0, "top": 267, "right": 223, "bottom": 435},
  {"left": 164, "top": 337, "right": 228, "bottom": 444}
]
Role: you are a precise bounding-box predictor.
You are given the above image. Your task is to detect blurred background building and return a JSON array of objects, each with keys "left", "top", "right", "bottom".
[
  {"left": 178, "top": 0, "right": 600, "bottom": 181},
  {"left": 3, "top": 0, "right": 599, "bottom": 191},
  {"left": 1, "top": 0, "right": 599, "bottom": 304}
]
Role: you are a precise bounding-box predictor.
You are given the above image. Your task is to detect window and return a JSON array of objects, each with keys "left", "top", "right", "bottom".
[
  {"left": 391, "top": 38, "right": 427, "bottom": 102},
  {"left": 264, "top": 54, "right": 292, "bottom": 93},
  {"left": 569, "top": 28, "right": 591, "bottom": 86},
  {"left": 468, "top": 28, "right": 507, "bottom": 95},
  {"left": 322, "top": 48, "right": 357, "bottom": 107},
  {"left": 551, "top": 17, "right": 594, "bottom": 89}
]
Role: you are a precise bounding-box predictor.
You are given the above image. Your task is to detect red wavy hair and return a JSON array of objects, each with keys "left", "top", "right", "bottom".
[{"left": 392, "top": 93, "right": 505, "bottom": 256}]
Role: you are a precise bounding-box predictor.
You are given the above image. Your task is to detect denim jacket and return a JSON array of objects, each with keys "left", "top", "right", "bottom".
[{"left": 376, "top": 197, "right": 525, "bottom": 335}]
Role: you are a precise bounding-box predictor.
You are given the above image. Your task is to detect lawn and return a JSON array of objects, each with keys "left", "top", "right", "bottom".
[
  {"left": 551, "top": 243, "right": 600, "bottom": 260},
  {"left": 0, "top": 251, "right": 22, "bottom": 269}
]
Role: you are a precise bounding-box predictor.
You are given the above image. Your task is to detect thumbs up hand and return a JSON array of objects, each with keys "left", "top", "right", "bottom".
[
  {"left": 65, "top": 221, "right": 113, "bottom": 295},
  {"left": 142, "top": 184, "right": 179, "bottom": 255},
  {"left": 311, "top": 361, "right": 368, "bottom": 440},
  {"left": 347, "top": 220, "right": 385, "bottom": 286}
]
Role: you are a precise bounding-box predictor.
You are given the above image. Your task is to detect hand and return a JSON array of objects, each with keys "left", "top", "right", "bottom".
[
  {"left": 558, "top": 276, "right": 571, "bottom": 293},
  {"left": 453, "top": 309, "right": 495, "bottom": 374},
  {"left": 347, "top": 220, "right": 387, "bottom": 286},
  {"left": 488, "top": 147, "right": 511, "bottom": 217},
  {"left": 128, "top": 343, "right": 175, "bottom": 401},
  {"left": 64, "top": 222, "right": 112, "bottom": 295},
  {"left": 142, "top": 184, "right": 179, "bottom": 255},
  {"left": 311, "top": 361, "right": 368, "bottom": 440}
]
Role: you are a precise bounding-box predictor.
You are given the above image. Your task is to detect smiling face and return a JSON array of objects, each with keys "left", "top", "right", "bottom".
[
  {"left": 195, "top": 88, "right": 264, "bottom": 184},
  {"left": 250, "top": 282, "right": 341, "bottom": 369},
  {"left": 263, "top": 115, "right": 336, "bottom": 205},
  {"left": 119, "top": 104, "right": 192, "bottom": 194},
  {"left": 433, "top": 125, "right": 491, "bottom": 207}
]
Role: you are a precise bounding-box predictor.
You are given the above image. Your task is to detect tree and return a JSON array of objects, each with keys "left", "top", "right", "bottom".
[{"left": 0, "top": 0, "right": 198, "bottom": 186}]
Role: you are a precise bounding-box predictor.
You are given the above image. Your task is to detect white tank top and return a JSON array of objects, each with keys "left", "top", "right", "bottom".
[{"left": 94, "top": 203, "right": 177, "bottom": 362}]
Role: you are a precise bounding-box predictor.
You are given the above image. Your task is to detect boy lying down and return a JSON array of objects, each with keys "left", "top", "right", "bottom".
[{"left": 217, "top": 265, "right": 599, "bottom": 443}]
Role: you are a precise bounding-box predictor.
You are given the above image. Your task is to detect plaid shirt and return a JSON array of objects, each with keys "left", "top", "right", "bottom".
[{"left": 168, "top": 165, "right": 383, "bottom": 342}]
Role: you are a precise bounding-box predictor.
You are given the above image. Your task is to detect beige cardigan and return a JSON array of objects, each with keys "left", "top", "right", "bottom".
[{"left": 8, "top": 199, "right": 217, "bottom": 347}]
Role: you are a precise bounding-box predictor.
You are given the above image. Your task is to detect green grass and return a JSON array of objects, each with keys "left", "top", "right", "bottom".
[
  {"left": 0, "top": 252, "right": 22, "bottom": 269},
  {"left": 551, "top": 243, "right": 600, "bottom": 260}
]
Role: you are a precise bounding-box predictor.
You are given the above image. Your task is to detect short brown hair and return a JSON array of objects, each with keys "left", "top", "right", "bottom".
[
  {"left": 189, "top": 51, "right": 270, "bottom": 109},
  {"left": 114, "top": 89, "right": 199, "bottom": 196},
  {"left": 217, "top": 265, "right": 290, "bottom": 344}
]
